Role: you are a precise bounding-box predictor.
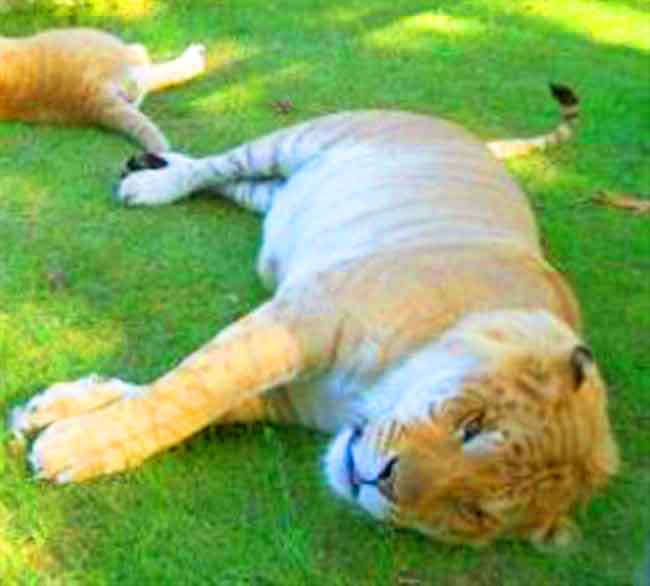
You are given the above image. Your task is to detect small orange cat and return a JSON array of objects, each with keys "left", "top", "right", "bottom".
[{"left": 0, "top": 27, "right": 206, "bottom": 151}]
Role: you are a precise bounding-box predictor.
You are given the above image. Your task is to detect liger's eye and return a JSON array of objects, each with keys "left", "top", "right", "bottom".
[
  {"left": 462, "top": 418, "right": 483, "bottom": 443},
  {"left": 458, "top": 501, "right": 487, "bottom": 523}
]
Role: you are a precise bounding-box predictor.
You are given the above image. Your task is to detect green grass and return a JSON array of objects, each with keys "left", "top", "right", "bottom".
[{"left": 1, "top": 0, "right": 649, "bottom": 584}]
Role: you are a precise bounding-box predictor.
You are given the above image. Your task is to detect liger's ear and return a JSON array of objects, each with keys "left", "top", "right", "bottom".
[{"left": 570, "top": 345, "right": 594, "bottom": 389}]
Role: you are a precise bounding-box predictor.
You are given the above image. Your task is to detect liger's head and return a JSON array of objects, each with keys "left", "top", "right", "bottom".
[{"left": 325, "top": 310, "right": 618, "bottom": 547}]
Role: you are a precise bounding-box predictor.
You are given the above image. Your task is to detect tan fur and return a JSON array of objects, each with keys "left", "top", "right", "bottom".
[
  {"left": 0, "top": 28, "right": 206, "bottom": 150},
  {"left": 387, "top": 312, "right": 618, "bottom": 545},
  {"left": 486, "top": 83, "right": 580, "bottom": 160},
  {"left": 11, "top": 86, "right": 617, "bottom": 548}
]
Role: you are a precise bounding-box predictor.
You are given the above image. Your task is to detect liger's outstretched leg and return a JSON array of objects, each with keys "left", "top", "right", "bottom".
[{"left": 11, "top": 302, "right": 308, "bottom": 483}]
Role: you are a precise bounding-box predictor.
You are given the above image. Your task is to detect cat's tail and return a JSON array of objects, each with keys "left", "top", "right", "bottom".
[{"left": 486, "top": 83, "right": 580, "bottom": 160}]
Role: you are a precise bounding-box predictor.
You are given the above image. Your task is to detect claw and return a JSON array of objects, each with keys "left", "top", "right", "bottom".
[
  {"left": 120, "top": 152, "right": 168, "bottom": 180},
  {"left": 143, "top": 152, "right": 169, "bottom": 169}
]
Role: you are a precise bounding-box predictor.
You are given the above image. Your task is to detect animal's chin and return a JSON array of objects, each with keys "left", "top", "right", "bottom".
[
  {"left": 324, "top": 426, "right": 393, "bottom": 521},
  {"left": 323, "top": 427, "right": 359, "bottom": 502}
]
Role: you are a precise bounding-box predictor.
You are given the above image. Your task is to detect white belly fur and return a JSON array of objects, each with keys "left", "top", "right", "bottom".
[
  {"left": 257, "top": 112, "right": 538, "bottom": 290},
  {"left": 253, "top": 112, "right": 541, "bottom": 431}
]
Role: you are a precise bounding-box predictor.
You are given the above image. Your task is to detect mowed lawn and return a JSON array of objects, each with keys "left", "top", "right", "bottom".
[{"left": 1, "top": 0, "right": 648, "bottom": 584}]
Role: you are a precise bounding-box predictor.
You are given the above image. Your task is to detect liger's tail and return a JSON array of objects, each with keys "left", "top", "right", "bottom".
[{"left": 486, "top": 83, "right": 580, "bottom": 160}]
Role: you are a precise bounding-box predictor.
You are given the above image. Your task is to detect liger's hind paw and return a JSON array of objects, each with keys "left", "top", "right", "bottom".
[
  {"left": 120, "top": 152, "right": 169, "bottom": 179},
  {"left": 116, "top": 151, "right": 198, "bottom": 206}
]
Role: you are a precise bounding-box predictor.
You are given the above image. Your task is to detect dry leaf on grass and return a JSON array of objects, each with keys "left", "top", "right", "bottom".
[
  {"left": 46, "top": 269, "right": 69, "bottom": 291},
  {"left": 592, "top": 191, "right": 650, "bottom": 215},
  {"left": 271, "top": 98, "right": 295, "bottom": 115}
]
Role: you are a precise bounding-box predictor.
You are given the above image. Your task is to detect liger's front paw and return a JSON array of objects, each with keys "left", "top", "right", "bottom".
[
  {"left": 10, "top": 375, "right": 142, "bottom": 440},
  {"left": 9, "top": 375, "right": 147, "bottom": 482},
  {"left": 29, "top": 400, "right": 152, "bottom": 483},
  {"left": 116, "top": 151, "right": 198, "bottom": 206}
]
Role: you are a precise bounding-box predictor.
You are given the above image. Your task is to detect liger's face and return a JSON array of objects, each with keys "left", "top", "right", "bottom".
[{"left": 324, "top": 312, "right": 618, "bottom": 546}]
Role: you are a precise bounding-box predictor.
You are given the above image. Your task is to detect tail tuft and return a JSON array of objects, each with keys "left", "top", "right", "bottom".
[
  {"left": 549, "top": 83, "right": 579, "bottom": 107},
  {"left": 486, "top": 83, "right": 581, "bottom": 160}
]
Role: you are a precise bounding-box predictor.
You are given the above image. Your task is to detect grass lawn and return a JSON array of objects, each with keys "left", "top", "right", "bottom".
[{"left": 1, "top": 0, "right": 648, "bottom": 584}]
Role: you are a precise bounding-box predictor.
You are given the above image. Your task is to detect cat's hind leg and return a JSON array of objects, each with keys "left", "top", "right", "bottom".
[
  {"left": 127, "top": 43, "right": 151, "bottom": 65},
  {"left": 131, "top": 44, "right": 206, "bottom": 94}
]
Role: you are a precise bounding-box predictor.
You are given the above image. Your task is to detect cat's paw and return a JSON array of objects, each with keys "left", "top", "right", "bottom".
[
  {"left": 182, "top": 43, "right": 207, "bottom": 75},
  {"left": 117, "top": 151, "right": 199, "bottom": 206}
]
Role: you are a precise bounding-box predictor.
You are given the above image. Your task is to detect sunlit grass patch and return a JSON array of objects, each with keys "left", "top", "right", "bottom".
[
  {"left": 0, "top": 304, "right": 125, "bottom": 403},
  {"left": 191, "top": 63, "right": 313, "bottom": 115},
  {"left": 364, "top": 11, "right": 484, "bottom": 51},
  {"left": 0, "top": 484, "right": 65, "bottom": 584},
  {"left": 1, "top": 0, "right": 157, "bottom": 18},
  {"left": 512, "top": 0, "right": 650, "bottom": 51}
]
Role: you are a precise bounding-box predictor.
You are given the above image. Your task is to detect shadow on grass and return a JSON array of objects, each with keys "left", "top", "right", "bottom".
[{"left": 1, "top": 0, "right": 648, "bottom": 584}]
